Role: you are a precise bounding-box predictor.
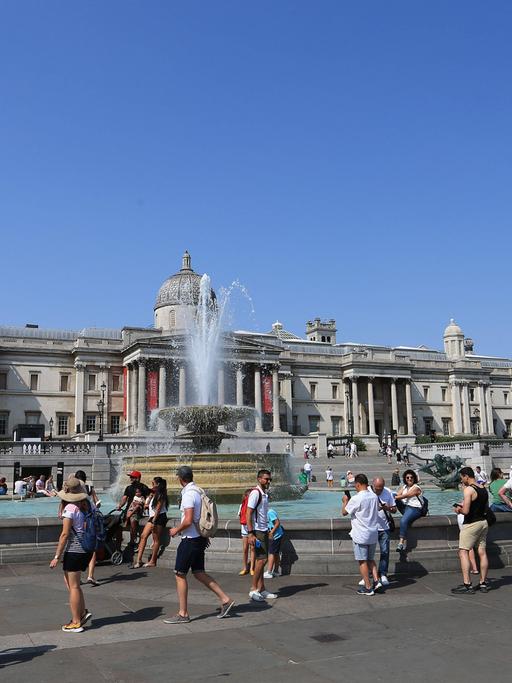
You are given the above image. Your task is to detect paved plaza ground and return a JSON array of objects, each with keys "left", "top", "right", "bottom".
[{"left": 1, "top": 561, "right": 511, "bottom": 682}]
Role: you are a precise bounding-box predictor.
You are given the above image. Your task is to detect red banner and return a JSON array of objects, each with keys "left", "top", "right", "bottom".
[
  {"left": 147, "top": 371, "right": 159, "bottom": 411},
  {"left": 262, "top": 374, "right": 273, "bottom": 414},
  {"left": 123, "top": 367, "right": 127, "bottom": 420}
]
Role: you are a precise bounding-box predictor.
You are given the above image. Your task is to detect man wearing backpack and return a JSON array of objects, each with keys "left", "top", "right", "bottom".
[
  {"left": 246, "top": 469, "right": 278, "bottom": 602},
  {"left": 164, "top": 466, "right": 234, "bottom": 623}
]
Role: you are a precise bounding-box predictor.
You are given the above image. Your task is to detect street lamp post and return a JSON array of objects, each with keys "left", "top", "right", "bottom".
[
  {"left": 97, "top": 381, "right": 106, "bottom": 441},
  {"left": 345, "top": 389, "right": 353, "bottom": 441},
  {"left": 49, "top": 417, "right": 54, "bottom": 441}
]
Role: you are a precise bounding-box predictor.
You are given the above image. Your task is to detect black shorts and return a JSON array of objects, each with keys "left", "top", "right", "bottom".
[
  {"left": 62, "top": 552, "right": 93, "bottom": 572},
  {"left": 149, "top": 513, "right": 168, "bottom": 527},
  {"left": 175, "top": 537, "right": 208, "bottom": 575},
  {"left": 269, "top": 536, "right": 283, "bottom": 555}
]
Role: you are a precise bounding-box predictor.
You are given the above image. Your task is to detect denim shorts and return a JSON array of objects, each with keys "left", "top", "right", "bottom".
[{"left": 352, "top": 541, "right": 376, "bottom": 561}]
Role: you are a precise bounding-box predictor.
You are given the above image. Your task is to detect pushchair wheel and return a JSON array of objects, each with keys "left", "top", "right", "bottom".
[{"left": 111, "top": 550, "right": 123, "bottom": 566}]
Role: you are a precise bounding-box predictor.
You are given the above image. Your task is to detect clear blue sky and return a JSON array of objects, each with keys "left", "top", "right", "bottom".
[{"left": 1, "top": 1, "right": 511, "bottom": 355}]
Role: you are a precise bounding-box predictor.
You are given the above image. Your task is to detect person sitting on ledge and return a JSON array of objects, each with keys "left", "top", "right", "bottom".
[
  {"left": 394, "top": 469, "right": 423, "bottom": 552},
  {"left": 0, "top": 477, "right": 7, "bottom": 495},
  {"left": 488, "top": 468, "right": 511, "bottom": 513},
  {"left": 497, "top": 472, "right": 512, "bottom": 512}
]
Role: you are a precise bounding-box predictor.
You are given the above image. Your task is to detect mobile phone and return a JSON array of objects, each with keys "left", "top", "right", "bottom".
[
  {"left": 453, "top": 502, "right": 461, "bottom": 507},
  {"left": 344, "top": 490, "right": 351, "bottom": 499}
]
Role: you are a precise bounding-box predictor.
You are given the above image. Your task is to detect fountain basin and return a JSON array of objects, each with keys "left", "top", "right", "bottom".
[
  {"left": 157, "top": 405, "right": 254, "bottom": 452},
  {"left": 123, "top": 451, "right": 301, "bottom": 503}
]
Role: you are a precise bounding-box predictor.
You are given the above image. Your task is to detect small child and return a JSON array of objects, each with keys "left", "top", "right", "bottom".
[
  {"left": 264, "top": 508, "right": 284, "bottom": 579},
  {"left": 126, "top": 487, "right": 145, "bottom": 523}
]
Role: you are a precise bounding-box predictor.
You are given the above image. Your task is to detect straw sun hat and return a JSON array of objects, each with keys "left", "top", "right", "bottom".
[{"left": 57, "top": 476, "right": 88, "bottom": 503}]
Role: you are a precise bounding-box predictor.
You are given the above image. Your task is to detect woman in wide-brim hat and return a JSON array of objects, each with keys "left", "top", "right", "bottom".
[{"left": 50, "top": 476, "right": 92, "bottom": 633}]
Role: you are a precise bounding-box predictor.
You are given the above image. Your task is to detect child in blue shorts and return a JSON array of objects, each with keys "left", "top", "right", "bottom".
[{"left": 264, "top": 508, "right": 284, "bottom": 578}]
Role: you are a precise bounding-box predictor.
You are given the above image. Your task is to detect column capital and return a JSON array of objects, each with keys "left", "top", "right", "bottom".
[
  {"left": 137, "top": 357, "right": 148, "bottom": 367},
  {"left": 478, "top": 380, "right": 490, "bottom": 387},
  {"left": 367, "top": 376, "right": 375, "bottom": 382},
  {"left": 74, "top": 361, "right": 86, "bottom": 370}
]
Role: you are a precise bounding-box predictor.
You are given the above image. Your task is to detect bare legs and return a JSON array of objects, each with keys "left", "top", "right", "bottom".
[
  {"left": 64, "top": 571, "right": 85, "bottom": 624},
  {"left": 250, "top": 558, "right": 267, "bottom": 594},
  {"left": 135, "top": 523, "right": 153, "bottom": 566},
  {"left": 358, "top": 560, "right": 376, "bottom": 590},
  {"left": 175, "top": 572, "right": 231, "bottom": 618}
]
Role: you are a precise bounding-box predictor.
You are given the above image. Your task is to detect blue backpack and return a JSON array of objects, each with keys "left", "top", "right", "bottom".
[{"left": 77, "top": 501, "right": 106, "bottom": 552}]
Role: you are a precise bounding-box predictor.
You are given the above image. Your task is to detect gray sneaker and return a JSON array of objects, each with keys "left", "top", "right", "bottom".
[
  {"left": 163, "top": 614, "right": 191, "bottom": 624},
  {"left": 217, "top": 600, "right": 235, "bottom": 619}
]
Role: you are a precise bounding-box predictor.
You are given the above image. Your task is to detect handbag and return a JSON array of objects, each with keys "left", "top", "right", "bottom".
[
  {"left": 417, "top": 494, "right": 429, "bottom": 517},
  {"left": 485, "top": 507, "right": 497, "bottom": 527},
  {"left": 378, "top": 497, "right": 396, "bottom": 532}
]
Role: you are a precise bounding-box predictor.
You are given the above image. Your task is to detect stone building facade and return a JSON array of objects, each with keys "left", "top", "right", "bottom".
[{"left": 1, "top": 253, "right": 511, "bottom": 447}]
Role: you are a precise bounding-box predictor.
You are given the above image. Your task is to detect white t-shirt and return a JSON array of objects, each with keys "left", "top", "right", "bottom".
[
  {"left": 304, "top": 462, "right": 312, "bottom": 473},
  {"left": 502, "top": 478, "right": 512, "bottom": 492},
  {"left": 14, "top": 480, "right": 27, "bottom": 495},
  {"left": 180, "top": 483, "right": 201, "bottom": 538},
  {"left": 247, "top": 486, "right": 268, "bottom": 532},
  {"left": 401, "top": 485, "right": 422, "bottom": 508},
  {"left": 345, "top": 489, "right": 379, "bottom": 545},
  {"left": 325, "top": 469, "right": 334, "bottom": 481},
  {"left": 373, "top": 487, "right": 395, "bottom": 531}
]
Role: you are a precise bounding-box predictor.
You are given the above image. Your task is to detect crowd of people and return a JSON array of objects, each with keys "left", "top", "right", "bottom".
[{"left": 44, "top": 453, "right": 512, "bottom": 633}]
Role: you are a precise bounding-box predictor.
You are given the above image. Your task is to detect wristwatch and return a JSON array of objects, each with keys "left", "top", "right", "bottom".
[{"left": 248, "top": 530, "right": 256, "bottom": 535}]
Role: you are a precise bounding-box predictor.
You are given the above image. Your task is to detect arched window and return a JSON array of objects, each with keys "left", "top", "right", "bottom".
[{"left": 169, "top": 309, "right": 176, "bottom": 328}]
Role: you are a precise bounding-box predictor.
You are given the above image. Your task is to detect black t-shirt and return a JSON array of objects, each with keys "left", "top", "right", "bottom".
[{"left": 123, "top": 481, "right": 151, "bottom": 507}]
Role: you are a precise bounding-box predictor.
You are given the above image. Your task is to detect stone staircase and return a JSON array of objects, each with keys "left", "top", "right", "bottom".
[{"left": 289, "top": 448, "right": 438, "bottom": 488}]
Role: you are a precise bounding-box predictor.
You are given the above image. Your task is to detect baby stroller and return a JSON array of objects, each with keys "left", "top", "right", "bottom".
[{"left": 95, "top": 508, "right": 124, "bottom": 566}]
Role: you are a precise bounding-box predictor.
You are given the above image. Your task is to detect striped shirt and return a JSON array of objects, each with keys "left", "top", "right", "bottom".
[{"left": 62, "top": 503, "right": 87, "bottom": 554}]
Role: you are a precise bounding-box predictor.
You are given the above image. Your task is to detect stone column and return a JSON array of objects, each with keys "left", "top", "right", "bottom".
[
  {"left": 137, "top": 360, "right": 146, "bottom": 432},
  {"left": 461, "top": 381, "right": 471, "bottom": 435},
  {"left": 179, "top": 364, "right": 187, "bottom": 407},
  {"left": 405, "top": 380, "right": 414, "bottom": 435},
  {"left": 282, "top": 375, "right": 293, "bottom": 433},
  {"left": 478, "top": 382, "right": 488, "bottom": 434},
  {"left": 352, "top": 377, "right": 359, "bottom": 435},
  {"left": 125, "top": 364, "right": 131, "bottom": 431},
  {"left": 272, "top": 367, "right": 280, "bottom": 433},
  {"left": 391, "top": 378, "right": 399, "bottom": 434},
  {"left": 254, "top": 366, "right": 263, "bottom": 432},
  {"left": 367, "top": 377, "right": 376, "bottom": 436},
  {"left": 130, "top": 364, "right": 138, "bottom": 432},
  {"left": 451, "top": 380, "right": 463, "bottom": 434},
  {"left": 158, "top": 364, "right": 167, "bottom": 409},
  {"left": 217, "top": 365, "right": 225, "bottom": 405},
  {"left": 74, "top": 362, "right": 85, "bottom": 433},
  {"left": 485, "top": 384, "right": 494, "bottom": 435},
  {"left": 236, "top": 366, "right": 244, "bottom": 432}
]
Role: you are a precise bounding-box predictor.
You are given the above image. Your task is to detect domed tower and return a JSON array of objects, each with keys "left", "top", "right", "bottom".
[
  {"left": 443, "top": 319, "right": 465, "bottom": 360},
  {"left": 154, "top": 251, "right": 214, "bottom": 331}
]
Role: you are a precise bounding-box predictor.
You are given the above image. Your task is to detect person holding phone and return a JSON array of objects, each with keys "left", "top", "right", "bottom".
[
  {"left": 342, "top": 473, "right": 380, "bottom": 595},
  {"left": 394, "top": 469, "right": 423, "bottom": 552}
]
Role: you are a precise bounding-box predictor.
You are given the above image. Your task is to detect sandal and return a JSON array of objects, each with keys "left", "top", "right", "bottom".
[
  {"left": 143, "top": 562, "right": 156, "bottom": 567},
  {"left": 132, "top": 562, "right": 142, "bottom": 569}
]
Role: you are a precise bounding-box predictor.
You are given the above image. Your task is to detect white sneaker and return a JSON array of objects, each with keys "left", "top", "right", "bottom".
[
  {"left": 260, "top": 590, "right": 277, "bottom": 599},
  {"left": 381, "top": 575, "right": 390, "bottom": 586},
  {"left": 249, "top": 590, "right": 265, "bottom": 602},
  {"left": 263, "top": 571, "right": 274, "bottom": 579},
  {"left": 358, "top": 579, "right": 365, "bottom": 586}
]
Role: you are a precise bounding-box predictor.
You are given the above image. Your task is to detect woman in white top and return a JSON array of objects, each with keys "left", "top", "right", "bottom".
[
  {"left": 133, "top": 477, "right": 168, "bottom": 568},
  {"left": 394, "top": 469, "right": 423, "bottom": 552},
  {"left": 45, "top": 475, "right": 58, "bottom": 496}
]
